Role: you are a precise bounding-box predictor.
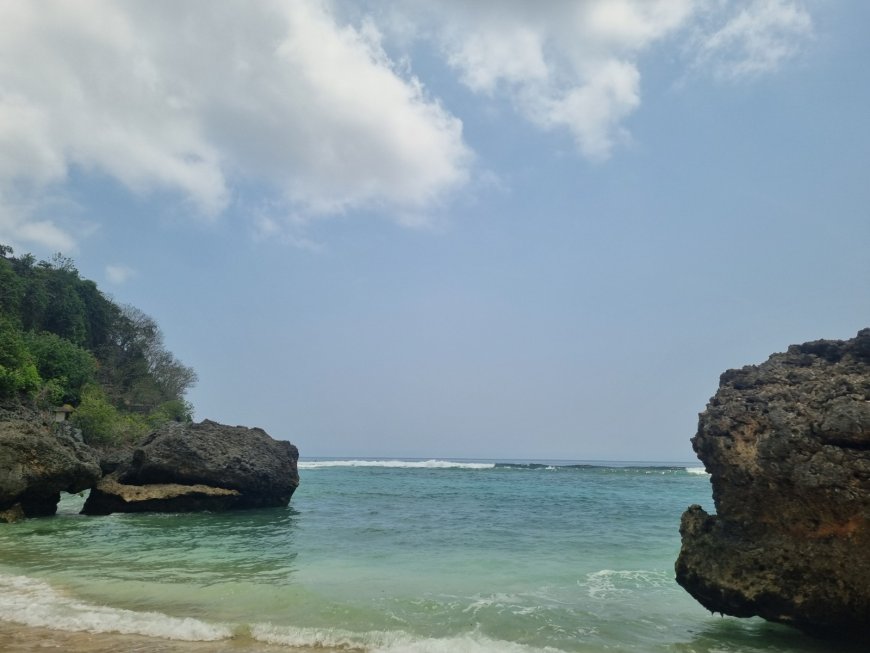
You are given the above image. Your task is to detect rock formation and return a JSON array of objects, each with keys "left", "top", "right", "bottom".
[
  {"left": 0, "top": 408, "right": 101, "bottom": 521},
  {"left": 676, "top": 329, "right": 870, "bottom": 639},
  {"left": 82, "top": 419, "right": 299, "bottom": 514}
]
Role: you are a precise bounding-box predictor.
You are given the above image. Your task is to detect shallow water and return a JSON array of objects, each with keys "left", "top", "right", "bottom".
[{"left": 0, "top": 459, "right": 863, "bottom": 652}]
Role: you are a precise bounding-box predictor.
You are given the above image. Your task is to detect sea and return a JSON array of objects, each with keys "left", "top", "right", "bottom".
[{"left": 0, "top": 458, "right": 862, "bottom": 653}]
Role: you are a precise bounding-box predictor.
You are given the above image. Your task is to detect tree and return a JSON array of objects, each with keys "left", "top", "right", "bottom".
[
  {"left": 98, "top": 305, "right": 197, "bottom": 410},
  {"left": 0, "top": 318, "right": 41, "bottom": 397},
  {"left": 0, "top": 246, "right": 197, "bottom": 434},
  {"left": 24, "top": 331, "right": 97, "bottom": 403},
  {"left": 0, "top": 256, "right": 23, "bottom": 321},
  {"left": 76, "top": 279, "right": 118, "bottom": 350},
  {"left": 18, "top": 263, "right": 49, "bottom": 333}
]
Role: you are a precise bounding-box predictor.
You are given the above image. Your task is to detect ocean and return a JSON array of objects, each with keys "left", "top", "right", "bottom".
[{"left": 0, "top": 459, "right": 861, "bottom": 652}]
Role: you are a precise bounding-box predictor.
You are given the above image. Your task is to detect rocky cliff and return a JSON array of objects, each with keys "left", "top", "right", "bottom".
[{"left": 676, "top": 329, "right": 870, "bottom": 639}]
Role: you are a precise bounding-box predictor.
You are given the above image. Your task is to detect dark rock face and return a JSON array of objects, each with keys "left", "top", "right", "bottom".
[
  {"left": 0, "top": 415, "right": 101, "bottom": 521},
  {"left": 82, "top": 419, "right": 299, "bottom": 514},
  {"left": 676, "top": 329, "right": 870, "bottom": 639}
]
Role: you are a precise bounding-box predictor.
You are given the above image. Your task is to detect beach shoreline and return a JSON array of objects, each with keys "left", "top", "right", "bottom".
[{"left": 0, "top": 621, "right": 326, "bottom": 653}]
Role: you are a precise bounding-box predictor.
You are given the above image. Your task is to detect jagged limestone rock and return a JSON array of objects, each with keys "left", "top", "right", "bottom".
[
  {"left": 676, "top": 329, "right": 870, "bottom": 639},
  {"left": 82, "top": 419, "right": 299, "bottom": 514},
  {"left": 0, "top": 412, "right": 101, "bottom": 519}
]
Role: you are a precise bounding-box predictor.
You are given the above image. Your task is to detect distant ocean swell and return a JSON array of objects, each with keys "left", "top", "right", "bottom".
[
  {"left": 298, "top": 459, "right": 709, "bottom": 475},
  {"left": 298, "top": 459, "right": 496, "bottom": 470},
  {"left": 0, "top": 574, "right": 567, "bottom": 652}
]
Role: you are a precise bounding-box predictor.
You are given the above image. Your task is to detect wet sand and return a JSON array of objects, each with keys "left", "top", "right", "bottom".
[{"left": 0, "top": 621, "right": 326, "bottom": 653}]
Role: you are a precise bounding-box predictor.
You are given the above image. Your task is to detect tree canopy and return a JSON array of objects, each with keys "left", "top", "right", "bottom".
[{"left": 0, "top": 245, "right": 197, "bottom": 444}]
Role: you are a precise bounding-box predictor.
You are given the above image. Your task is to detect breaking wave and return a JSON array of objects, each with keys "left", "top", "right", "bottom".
[
  {"left": 0, "top": 574, "right": 566, "bottom": 652},
  {"left": 0, "top": 574, "right": 231, "bottom": 641}
]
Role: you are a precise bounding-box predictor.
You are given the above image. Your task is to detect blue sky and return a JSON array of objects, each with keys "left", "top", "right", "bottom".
[{"left": 1, "top": 1, "right": 868, "bottom": 461}]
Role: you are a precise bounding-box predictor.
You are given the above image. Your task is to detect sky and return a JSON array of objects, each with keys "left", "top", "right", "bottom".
[{"left": 1, "top": 0, "right": 868, "bottom": 461}]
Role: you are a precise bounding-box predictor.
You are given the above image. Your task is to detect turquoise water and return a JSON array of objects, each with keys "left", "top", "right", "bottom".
[{"left": 0, "top": 459, "right": 861, "bottom": 652}]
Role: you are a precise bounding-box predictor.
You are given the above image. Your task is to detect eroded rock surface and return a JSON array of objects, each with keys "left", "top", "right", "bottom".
[
  {"left": 83, "top": 477, "right": 241, "bottom": 515},
  {"left": 82, "top": 419, "right": 299, "bottom": 514},
  {"left": 676, "top": 329, "right": 870, "bottom": 639},
  {"left": 0, "top": 409, "right": 101, "bottom": 520}
]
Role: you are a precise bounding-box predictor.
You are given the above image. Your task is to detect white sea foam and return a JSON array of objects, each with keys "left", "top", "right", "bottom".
[
  {"left": 0, "top": 574, "right": 232, "bottom": 641},
  {"left": 685, "top": 466, "right": 709, "bottom": 475},
  {"left": 373, "top": 635, "right": 567, "bottom": 653},
  {"left": 299, "top": 459, "right": 495, "bottom": 470},
  {"left": 583, "top": 569, "right": 672, "bottom": 599},
  {"left": 251, "top": 623, "right": 565, "bottom": 652},
  {"left": 0, "top": 576, "right": 563, "bottom": 651},
  {"left": 251, "top": 622, "right": 404, "bottom": 649}
]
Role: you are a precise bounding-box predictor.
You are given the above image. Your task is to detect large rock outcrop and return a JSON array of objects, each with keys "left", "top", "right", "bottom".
[
  {"left": 0, "top": 409, "right": 101, "bottom": 521},
  {"left": 82, "top": 419, "right": 299, "bottom": 514},
  {"left": 676, "top": 329, "right": 870, "bottom": 639}
]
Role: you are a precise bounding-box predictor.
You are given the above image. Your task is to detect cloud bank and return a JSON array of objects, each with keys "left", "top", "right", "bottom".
[
  {"left": 0, "top": 0, "right": 471, "bottom": 249},
  {"left": 0, "top": 0, "right": 814, "bottom": 250},
  {"left": 391, "top": 0, "right": 813, "bottom": 158}
]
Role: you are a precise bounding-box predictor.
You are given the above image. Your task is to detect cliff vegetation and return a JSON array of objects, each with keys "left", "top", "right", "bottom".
[{"left": 0, "top": 244, "right": 196, "bottom": 445}]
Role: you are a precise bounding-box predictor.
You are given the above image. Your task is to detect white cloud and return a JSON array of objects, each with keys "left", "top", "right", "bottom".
[
  {"left": 105, "top": 264, "right": 136, "bottom": 285},
  {"left": 694, "top": 0, "right": 814, "bottom": 80},
  {"left": 0, "top": 0, "right": 471, "bottom": 249},
  {"left": 530, "top": 59, "right": 641, "bottom": 160},
  {"left": 389, "top": 0, "right": 696, "bottom": 159},
  {"left": 0, "top": 0, "right": 817, "bottom": 251},
  {"left": 0, "top": 188, "right": 77, "bottom": 253},
  {"left": 381, "top": 0, "right": 814, "bottom": 159},
  {"left": 446, "top": 24, "right": 549, "bottom": 94}
]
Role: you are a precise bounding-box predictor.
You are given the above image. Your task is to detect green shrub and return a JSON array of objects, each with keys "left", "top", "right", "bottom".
[
  {"left": 71, "top": 385, "right": 121, "bottom": 445},
  {"left": 71, "top": 385, "right": 155, "bottom": 446},
  {"left": 14, "top": 362, "right": 41, "bottom": 394},
  {"left": 24, "top": 331, "right": 96, "bottom": 403},
  {"left": 149, "top": 399, "right": 194, "bottom": 427},
  {"left": 0, "top": 361, "right": 42, "bottom": 398},
  {"left": 115, "top": 412, "right": 150, "bottom": 443},
  {"left": 0, "top": 319, "right": 42, "bottom": 397},
  {"left": 36, "top": 378, "right": 66, "bottom": 409},
  {"left": 0, "top": 365, "right": 19, "bottom": 396}
]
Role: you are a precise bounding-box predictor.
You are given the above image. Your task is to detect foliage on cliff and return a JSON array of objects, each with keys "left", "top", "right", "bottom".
[{"left": 0, "top": 244, "right": 195, "bottom": 444}]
